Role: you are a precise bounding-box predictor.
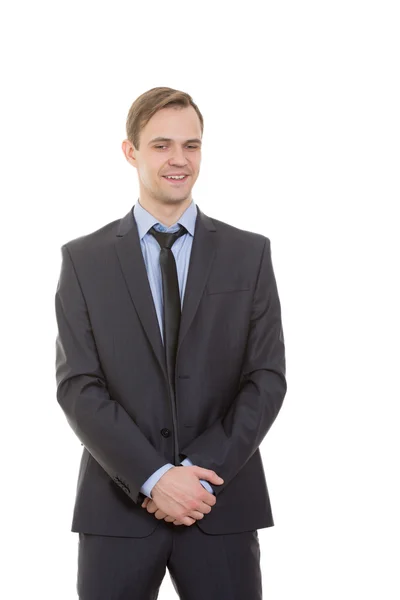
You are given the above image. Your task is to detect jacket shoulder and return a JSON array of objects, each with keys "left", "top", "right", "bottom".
[
  {"left": 59, "top": 216, "right": 121, "bottom": 257},
  {"left": 207, "top": 214, "right": 270, "bottom": 248}
]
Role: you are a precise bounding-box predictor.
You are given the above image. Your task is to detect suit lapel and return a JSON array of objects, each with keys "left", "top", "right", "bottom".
[{"left": 114, "top": 203, "right": 216, "bottom": 384}]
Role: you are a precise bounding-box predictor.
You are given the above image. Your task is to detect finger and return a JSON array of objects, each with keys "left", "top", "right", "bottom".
[
  {"left": 146, "top": 502, "right": 158, "bottom": 514},
  {"left": 197, "top": 501, "right": 212, "bottom": 514},
  {"left": 193, "top": 467, "right": 224, "bottom": 485},
  {"left": 163, "top": 515, "right": 175, "bottom": 522},
  {"left": 163, "top": 515, "right": 183, "bottom": 525},
  {"left": 154, "top": 510, "right": 169, "bottom": 520},
  {"left": 200, "top": 491, "right": 217, "bottom": 507},
  {"left": 174, "top": 516, "right": 195, "bottom": 526},
  {"left": 188, "top": 510, "right": 205, "bottom": 520}
]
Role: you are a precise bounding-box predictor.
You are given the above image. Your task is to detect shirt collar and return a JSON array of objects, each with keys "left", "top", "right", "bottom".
[{"left": 133, "top": 198, "right": 197, "bottom": 241}]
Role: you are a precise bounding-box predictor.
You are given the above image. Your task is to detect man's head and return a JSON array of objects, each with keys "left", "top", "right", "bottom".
[{"left": 122, "top": 87, "right": 204, "bottom": 210}]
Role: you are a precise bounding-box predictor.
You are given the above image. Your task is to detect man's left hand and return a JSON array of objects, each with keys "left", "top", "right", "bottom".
[{"left": 141, "top": 496, "right": 184, "bottom": 525}]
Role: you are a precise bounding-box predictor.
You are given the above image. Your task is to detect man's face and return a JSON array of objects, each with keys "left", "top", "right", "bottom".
[{"left": 123, "top": 105, "right": 202, "bottom": 207}]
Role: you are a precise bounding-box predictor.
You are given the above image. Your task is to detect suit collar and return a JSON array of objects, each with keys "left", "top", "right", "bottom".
[
  {"left": 132, "top": 198, "right": 197, "bottom": 240},
  {"left": 116, "top": 201, "right": 216, "bottom": 238}
]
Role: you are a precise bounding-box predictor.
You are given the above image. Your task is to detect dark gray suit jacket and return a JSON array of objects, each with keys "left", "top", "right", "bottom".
[{"left": 55, "top": 204, "right": 287, "bottom": 537}]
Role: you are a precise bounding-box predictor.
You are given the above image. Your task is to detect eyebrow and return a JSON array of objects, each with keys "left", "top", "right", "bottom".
[{"left": 148, "top": 137, "right": 202, "bottom": 145}]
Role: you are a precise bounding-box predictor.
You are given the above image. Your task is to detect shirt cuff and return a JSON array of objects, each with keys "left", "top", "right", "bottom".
[{"left": 140, "top": 463, "right": 174, "bottom": 499}]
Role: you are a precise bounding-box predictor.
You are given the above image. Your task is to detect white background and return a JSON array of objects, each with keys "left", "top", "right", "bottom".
[{"left": 1, "top": 1, "right": 399, "bottom": 598}]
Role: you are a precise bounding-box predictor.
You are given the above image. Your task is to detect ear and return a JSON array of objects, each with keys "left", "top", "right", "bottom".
[{"left": 121, "top": 139, "right": 137, "bottom": 167}]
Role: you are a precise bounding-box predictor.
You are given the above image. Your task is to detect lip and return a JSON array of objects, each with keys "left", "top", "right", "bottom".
[{"left": 162, "top": 175, "right": 189, "bottom": 185}]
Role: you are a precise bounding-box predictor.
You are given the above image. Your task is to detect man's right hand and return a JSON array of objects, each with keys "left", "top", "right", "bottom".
[{"left": 151, "top": 465, "right": 224, "bottom": 526}]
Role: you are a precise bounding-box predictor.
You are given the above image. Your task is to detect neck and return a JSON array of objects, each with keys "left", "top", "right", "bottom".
[{"left": 138, "top": 196, "right": 192, "bottom": 227}]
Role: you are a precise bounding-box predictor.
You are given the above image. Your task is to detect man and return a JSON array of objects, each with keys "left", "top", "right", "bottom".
[{"left": 55, "top": 86, "right": 287, "bottom": 599}]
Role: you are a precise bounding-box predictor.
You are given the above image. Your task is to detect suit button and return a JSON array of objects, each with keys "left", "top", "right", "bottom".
[{"left": 160, "top": 428, "right": 171, "bottom": 438}]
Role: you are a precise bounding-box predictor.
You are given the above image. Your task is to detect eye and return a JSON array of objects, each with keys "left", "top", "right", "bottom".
[{"left": 154, "top": 145, "right": 200, "bottom": 150}]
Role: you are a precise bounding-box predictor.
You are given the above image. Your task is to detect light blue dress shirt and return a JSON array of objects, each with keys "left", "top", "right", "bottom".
[{"left": 133, "top": 199, "right": 214, "bottom": 500}]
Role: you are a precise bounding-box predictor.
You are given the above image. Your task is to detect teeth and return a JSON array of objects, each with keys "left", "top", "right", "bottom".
[{"left": 166, "top": 175, "right": 186, "bottom": 179}]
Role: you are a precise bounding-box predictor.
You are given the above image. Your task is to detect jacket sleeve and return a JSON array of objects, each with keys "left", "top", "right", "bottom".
[
  {"left": 55, "top": 244, "right": 168, "bottom": 504},
  {"left": 180, "top": 238, "right": 287, "bottom": 496}
]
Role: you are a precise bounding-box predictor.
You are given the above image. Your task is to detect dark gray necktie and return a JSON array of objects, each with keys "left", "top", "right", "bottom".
[{"left": 148, "top": 224, "right": 187, "bottom": 391}]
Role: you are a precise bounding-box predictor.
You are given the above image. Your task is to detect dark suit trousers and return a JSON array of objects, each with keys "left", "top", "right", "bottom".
[{"left": 77, "top": 520, "right": 262, "bottom": 599}]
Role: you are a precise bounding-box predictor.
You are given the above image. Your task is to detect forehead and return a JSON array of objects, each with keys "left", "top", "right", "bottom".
[{"left": 142, "top": 106, "right": 202, "bottom": 141}]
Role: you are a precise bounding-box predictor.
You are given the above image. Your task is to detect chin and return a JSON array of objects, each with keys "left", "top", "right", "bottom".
[
  {"left": 165, "top": 196, "right": 191, "bottom": 204},
  {"left": 158, "top": 190, "right": 192, "bottom": 204}
]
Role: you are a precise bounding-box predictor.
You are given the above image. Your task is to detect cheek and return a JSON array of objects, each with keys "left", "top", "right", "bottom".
[
  {"left": 141, "top": 165, "right": 158, "bottom": 186},
  {"left": 193, "top": 157, "right": 201, "bottom": 172}
]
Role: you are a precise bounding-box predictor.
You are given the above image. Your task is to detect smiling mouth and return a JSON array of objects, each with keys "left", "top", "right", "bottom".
[{"left": 162, "top": 175, "right": 189, "bottom": 184}]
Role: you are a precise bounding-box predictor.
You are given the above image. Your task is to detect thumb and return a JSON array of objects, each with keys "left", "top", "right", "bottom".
[{"left": 193, "top": 467, "right": 224, "bottom": 484}]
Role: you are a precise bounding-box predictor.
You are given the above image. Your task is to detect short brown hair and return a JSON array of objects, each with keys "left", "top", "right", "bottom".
[{"left": 125, "top": 86, "right": 204, "bottom": 150}]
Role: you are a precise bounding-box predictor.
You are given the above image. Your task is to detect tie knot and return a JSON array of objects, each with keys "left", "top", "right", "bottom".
[{"left": 148, "top": 225, "right": 187, "bottom": 249}]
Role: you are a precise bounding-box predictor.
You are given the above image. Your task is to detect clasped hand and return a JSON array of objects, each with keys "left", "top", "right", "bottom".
[{"left": 140, "top": 465, "right": 224, "bottom": 526}]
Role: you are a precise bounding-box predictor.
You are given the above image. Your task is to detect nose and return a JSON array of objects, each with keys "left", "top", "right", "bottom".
[{"left": 168, "top": 146, "right": 188, "bottom": 166}]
